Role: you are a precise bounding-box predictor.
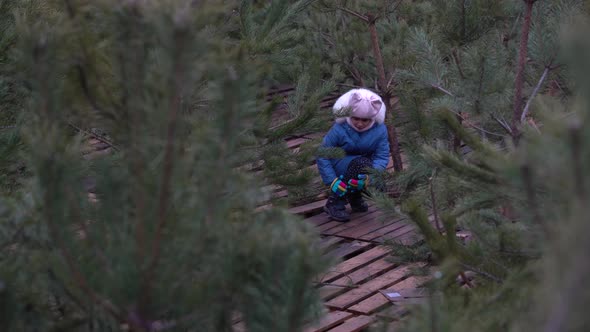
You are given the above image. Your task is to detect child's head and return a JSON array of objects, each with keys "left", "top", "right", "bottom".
[{"left": 333, "top": 89, "right": 386, "bottom": 132}]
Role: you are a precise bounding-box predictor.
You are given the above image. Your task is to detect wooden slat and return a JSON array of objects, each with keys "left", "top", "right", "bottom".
[
  {"left": 372, "top": 224, "right": 416, "bottom": 243},
  {"left": 319, "top": 246, "right": 392, "bottom": 283},
  {"left": 304, "top": 311, "right": 354, "bottom": 332},
  {"left": 358, "top": 219, "right": 411, "bottom": 242},
  {"left": 347, "top": 276, "right": 430, "bottom": 314},
  {"left": 375, "top": 215, "right": 436, "bottom": 244},
  {"left": 335, "top": 212, "right": 400, "bottom": 239},
  {"left": 320, "top": 258, "right": 399, "bottom": 300},
  {"left": 320, "top": 236, "right": 349, "bottom": 252},
  {"left": 326, "top": 315, "right": 374, "bottom": 332},
  {"left": 289, "top": 199, "right": 326, "bottom": 216},
  {"left": 381, "top": 231, "right": 422, "bottom": 246},
  {"left": 325, "top": 241, "right": 372, "bottom": 260},
  {"left": 321, "top": 206, "right": 379, "bottom": 236},
  {"left": 325, "top": 263, "right": 424, "bottom": 310},
  {"left": 317, "top": 219, "right": 349, "bottom": 233},
  {"left": 305, "top": 212, "right": 335, "bottom": 227}
]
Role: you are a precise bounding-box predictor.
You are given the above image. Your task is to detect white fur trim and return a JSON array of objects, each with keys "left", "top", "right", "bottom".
[{"left": 332, "top": 88, "right": 386, "bottom": 124}]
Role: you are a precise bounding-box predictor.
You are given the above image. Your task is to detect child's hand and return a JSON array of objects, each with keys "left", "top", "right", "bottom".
[
  {"left": 348, "top": 174, "right": 369, "bottom": 191},
  {"left": 330, "top": 177, "right": 348, "bottom": 196}
]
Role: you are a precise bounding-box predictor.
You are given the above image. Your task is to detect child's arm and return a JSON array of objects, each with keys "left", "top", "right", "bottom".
[
  {"left": 316, "top": 127, "right": 340, "bottom": 185},
  {"left": 372, "top": 125, "right": 390, "bottom": 170}
]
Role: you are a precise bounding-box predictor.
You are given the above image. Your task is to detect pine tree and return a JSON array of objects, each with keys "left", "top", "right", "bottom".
[
  {"left": 360, "top": 1, "right": 590, "bottom": 331},
  {"left": 0, "top": 1, "right": 330, "bottom": 331}
]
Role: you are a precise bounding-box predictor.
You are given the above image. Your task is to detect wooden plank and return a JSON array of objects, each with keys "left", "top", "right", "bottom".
[
  {"left": 304, "top": 311, "right": 354, "bottom": 332},
  {"left": 375, "top": 305, "right": 410, "bottom": 322},
  {"left": 320, "top": 258, "right": 399, "bottom": 300},
  {"left": 380, "top": 230, "right": 422, "bottom": 246},
  {"left": 289, "top": 199, "right": 326, "bottom": 216},
  {"left": 319, "top": 236, "right": 349, "bottom": 252},
  {"left": 321, "top": 207, "right": 379, "bottom": 236},
  {"left": 333, "top": 212, "right": 388, "bottom": 238},
  {"left": 316, "top": 204, "right": 378, "bottom": 235},
  {"left": 372, "top": 224, "right": 416, "bottom": 243},
  {"left": 319, "top": 246, "right": 392, "bottom": 283},
  {"left": 358, "top": 220, "right": 411, "bottom": 242},
  {"left": 375, "top": 215, "right": 435, "bottom": 243},
  {"left": 335, "top": 212, "right": 402, "bottom": 239},
  {"left": 348, "top": 276, "right": 430, "bottom": 314},
  {"left": 326, "top": 263, "right": 424, "bottom": 310},
  {"left": 326, "top": 315, "right": 374, "bottom": 332},
  {"left": 325, "top": 241, "right": 372, "bottom": 261},
  {"left": 316, "top": 219, "right": 348, "bottom": 233},
  {"left": 305, "top": 212, "right": 334, "bottom": 227},
  {"left": 346, "top": 292, "right": 392, "bottom": 315}
]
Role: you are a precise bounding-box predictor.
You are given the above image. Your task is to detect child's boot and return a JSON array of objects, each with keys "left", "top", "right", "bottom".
[
  {"left": 324, "top": 193, "right": 350, "bottom": 222},
  {"left": 347, "top": 191, "right": 369, "bottom": 213}
]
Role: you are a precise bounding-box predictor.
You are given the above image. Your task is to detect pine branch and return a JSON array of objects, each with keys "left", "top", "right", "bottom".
[
  {"left": 336, "top": 6, "right": 368, "bottom": 22},
  {"left": 521, "top": 65, "right": 551, "bottom": 122},
  {"left": 512, "top": 0, "right": 538, "bottom": 142},
  {"left": 491, "top": 114, "right": 513, "bottom": 136},
  {"left": 143, "top": 23, "right": 187, "bottom": 314},
  {"left": 34, "top": 38, "right": 123, "bottom": 323},
  {"left": 67, "top": 188, "right": 114, "bottom": 276},
  {"left": 520, "top": 162, "right": 542, "bottom": 227},
  {"left": 67, "top": 122, "right": 119, "bottom": 151},
  {"left": 451, "top": 49, "right": 465, "bottom": 80},
  {"left": 432, "top": 83, "right": 454, "bottom": 97},
  {"left": 429, "top": 170, "right": 442, "bottom": 233},
  {"left": 368, "top": 14, "right": 388, "bottom": 93},
  {"left": 459, "top": 263, "right": 503, "bottom": 284},
  {"left": 43, "top": 189, "right": 123, "bottom": 322},
  {"left": 569, "top": 123, "right": 586, "bottom": 199}
]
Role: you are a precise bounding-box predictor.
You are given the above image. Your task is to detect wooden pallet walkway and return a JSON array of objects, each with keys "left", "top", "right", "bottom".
[{"left": 229, "top": 86, "right": 432, "bottom": 332}]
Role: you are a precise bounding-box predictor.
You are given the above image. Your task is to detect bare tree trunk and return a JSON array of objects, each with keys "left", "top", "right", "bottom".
[
  {"left": 512, "top": 0, "right": 537, "bottom": 143},
  {"left": 367, "top": 14, "right": 404, "bottom": 171}
]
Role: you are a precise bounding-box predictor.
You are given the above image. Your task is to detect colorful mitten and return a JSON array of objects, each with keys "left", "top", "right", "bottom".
[
  {"left": 348, "top": 174, "right": 369, "bottom": 191},
  {"left": 330, "top": 176, "right": 348, "bottom": 197}
]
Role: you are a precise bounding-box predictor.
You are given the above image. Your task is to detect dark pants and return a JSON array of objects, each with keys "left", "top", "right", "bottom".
[{"left": 342, "top": 157, "right": 372, "bottom": 184}]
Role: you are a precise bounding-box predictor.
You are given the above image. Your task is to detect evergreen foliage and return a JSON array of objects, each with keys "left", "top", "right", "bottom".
[
  {"left": 0, "top": 1, "right": 330, "bottom": 331},
  {"left": 362, "top": 2, "right": 590, "bottom": 331}
]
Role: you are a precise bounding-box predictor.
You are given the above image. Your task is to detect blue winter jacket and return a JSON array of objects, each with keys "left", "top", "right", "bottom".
[{"left": 316, "top": 122, "right": 390, "bottom": 185}]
